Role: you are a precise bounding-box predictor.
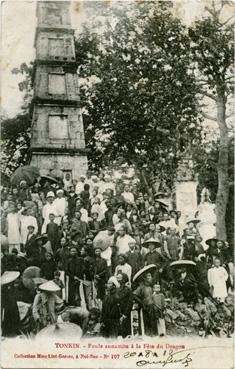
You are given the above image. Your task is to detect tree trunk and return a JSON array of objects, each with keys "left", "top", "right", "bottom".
[{"left": 215, "top": 93, "right": 229, "bottom": 241}]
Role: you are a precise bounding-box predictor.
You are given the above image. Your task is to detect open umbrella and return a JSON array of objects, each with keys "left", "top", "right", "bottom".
[
  {"left": 186, "top": 218, "right": 200, "bottom": 225},
  {"left": 39, "top": 175, "right": 58, "bottom": 186},
  {"left": 154, "top": 192, "right": 168, "bottom": 199},
  {"left": 10, "top": 166, "right": 40, "bottom": 186},
  {"left": 93, "top": 231, "right": 113, "bottom": 251},
  {"left": 133, "top": 264, "right": 157, "bottom": 283},
  {"left": 142, "top": 238, "right": 161, "bottom": 249},
  {"left": 36, "top": 322, "right": 82, "bottom": 339},
  {"left": 170, "top": 260, "right": 196, "bottom": 268},
  {"left": 22, "top": 266, "right": 41, "bottom": 290},
  {"left": 1, "top": 271, "right": 20, "bottom": 285},
  {"left": 39, "top": 280, "right": 61, "bottom": 292},
  {"left": 50, "top": 169, "right": 64, "bottom": 180},
  {"left": 205, "top": 238, "right": 223, "bottom": 247}
]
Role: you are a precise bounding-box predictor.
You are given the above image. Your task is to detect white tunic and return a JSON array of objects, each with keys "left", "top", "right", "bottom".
[
  {"left": 7, "top": 213, "right": 21, "bottom": 245},
  {"left": 208, "top": 266, "right": 228, "bottom": 301},
  {"left": 54, "top": 198, "right": 68, "bottom": 218},
  {"left": 116, "top": 234, "right": 133, "bottom": 255},
  {"left": 20, "top": 215, "right": 38, "bottom": 244},
  {"left": 42, "top": 202, "right": 59, "bottom": 233},
  {"left": 197, "top": 202, "right": 216, "bottom": 247}
]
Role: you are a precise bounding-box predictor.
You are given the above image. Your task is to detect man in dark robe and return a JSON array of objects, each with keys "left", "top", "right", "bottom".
[
  {"left": 117, "top": 273, "right": 133, "bottom": 337},
  {"left": 94, "top": 247, "right": 108, "bottom": 300},
  {"left": 66, "top": 247, "right": 84, "bottom": 306},
  {"left": 101, "top": 276, "right": 120, "bottom": 338}
]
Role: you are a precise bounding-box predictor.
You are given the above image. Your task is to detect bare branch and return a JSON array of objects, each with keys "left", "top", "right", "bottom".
[
  {"left": 221, "top": 14, "right": 235, "bottom": 26},
  {"left": 201, "top": 111, "right": 217, "bottom": 121}
]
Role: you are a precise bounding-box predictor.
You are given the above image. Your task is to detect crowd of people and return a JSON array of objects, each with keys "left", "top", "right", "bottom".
[{"left": 1, "top": 170, "right": 234, "bottom": 339}]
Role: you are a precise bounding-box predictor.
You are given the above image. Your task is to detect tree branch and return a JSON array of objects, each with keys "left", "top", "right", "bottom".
[
  {"left": 201, "top": 111, "right": 217, "bottom": 121},
  {"left": 221, "top": 14, "right": 235, "bottom": 26}
]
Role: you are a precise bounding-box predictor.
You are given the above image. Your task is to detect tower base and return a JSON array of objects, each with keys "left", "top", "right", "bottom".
[{"left": 30, "top": 152, "right": 88, "bottom": 180}]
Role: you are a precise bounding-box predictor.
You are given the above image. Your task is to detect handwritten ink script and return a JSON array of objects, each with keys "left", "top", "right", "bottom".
[{"left": 124, "top": 349, "right": 193, "bottom": 367}]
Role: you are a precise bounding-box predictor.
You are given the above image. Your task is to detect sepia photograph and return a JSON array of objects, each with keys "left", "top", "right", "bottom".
[{"left": 1, "top": 0, "right": 234, "bottom": 368}]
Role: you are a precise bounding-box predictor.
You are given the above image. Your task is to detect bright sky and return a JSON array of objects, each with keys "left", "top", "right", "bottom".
[{"left": 1, "top": 0, "right": 208, "bottom": 118}]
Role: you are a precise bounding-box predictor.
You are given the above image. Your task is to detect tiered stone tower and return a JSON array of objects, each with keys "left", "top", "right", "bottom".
[{"left": 30, "top": 1, "right": 88, "bottom": 179}]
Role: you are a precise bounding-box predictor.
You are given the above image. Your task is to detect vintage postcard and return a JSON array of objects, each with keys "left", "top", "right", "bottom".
[{"left": 1, "top": 0, "right": 234, "bottom": 368}]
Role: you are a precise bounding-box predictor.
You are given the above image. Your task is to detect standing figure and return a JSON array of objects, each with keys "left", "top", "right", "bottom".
[
  {"left": 1, "top": 271, "right": 21, "bottom": 337},
  {"left": 42, "top": 192, "right": 58, "bottom": 233},
  {"left": 6, "top": 204, "right": 21, "bottom": 253},
  {"left": 116, "top": 273, "right": 133, "bottom": 337},
  {"left": 101, "top": 276, "right": 120, "bottom": 338},
  {"left": 152, "top": 283, "right": 166, "bottom": 336},
  {"left": 66, "top": 247, "right": 84, "bottom": 306},
  {"left": 208, "top": 258, "right": 228, "bottom": 302},
  {"left": 197, "top": 188, "right": 216, "bottom": 248},
  {"left": 133, "top": 267, "right": 158, "bottom": 336}
]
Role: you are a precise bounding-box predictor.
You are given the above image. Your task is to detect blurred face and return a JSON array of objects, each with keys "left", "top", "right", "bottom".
[
  {"left": 95, "top": 248, "right": 101, "bottom": 257},
  {"left": 47, "top": 196, "right": 54, "bottom": 204},
  {"left": 70, "top": 248, "right": 77, "bottom": 257},
  {"left": 80, "top": 247, "right": 86, "bottom": 257},
  {"left": 117, "top": 208, "right": 123, "bottom": 216},
  {"left": 92, "top": 190, "right": 98, "bottom": 197},
  {"left": 61, "top": 237, "right": 66, "bottom": 247},
  {"left": 188, "top": 222, "right": 194, "bottom": 229},
  {"left": 153, "top": 284, "right": 161, "bottom": 293},
  {"left": 145, "top": 273, "right": 153, "bottom": 284},
  {"left": 86, "top": 239, "right": 93, "bottom": 248},
  {"left": 65, "top": 173, "right": 71, "bottom": 181},
  {"left": 163, "top": 214, "right": 169, "bottom": 221},
  {"left": 118, "top": 256, "right": 125, "bottom": 265},
  {"left": 27, "top": 208, "right": 32, "bottom": 216},
  {"left": 116, "top": 274, "right": 123, "bottom": 284},
  {"left": 214, "top": 258, "right": 221, "bottom": 268},
  {"left": 28, "top": 226, "right": 35, "bottom": 234},
  {"left": 149, "top": 223, "right": 155, "bottom": 232},
  {"left": 49, "top": 214, "right": 55, "bottom": 222},
  {"left": 46, "top": 253, "right": 52, "bottom": 261},
  {"left": 149, "top": 243, "right": 155, "bottom": 252},
  {"left": 17, "top": 203, "right": 22, "bottom": 211},
  {"left": 70, "top": 186, "right": 75, "bottom": 193},
  {"left": 92, "top": 212, "right": 98, "bottom": 220},
  {"left": 62, "top": 220, "right": 69, "bottom": 228},
  {"left": 57, "top": 192, "right": 63, "bottom": 198},
  {"left": 144, "top": 194, "right": 148, "bottom": 200},
  {"left": 76, "top": 199, "right": 82, "bottom": 207},
  {"left": 124, "top": 185, "right": 129, "bottom": 192},
  {"left": 7, "top": 194, "right": 13, "bottom": 201},
  {"left": 169, "top": 228, "right": 176, "bottom": 236},
  {"left": 107, "top": 281, "right": 114, "bottom": 290},
  {"left": 217, "top": 241, "right": 224, "bottom": 249},
  {"left": 75, "top": 211, "right": 81, "bottom": 220},
  {"left": 80, "top": 177, "right": 85, "bottom": 183},
  {"left": 9, "top": 204, "right": 16, "bottom": 213},
  {"left": 155, "top": 225, "right": 161, "bottom": 233},
  {"left": 118, "top": 227, "right": 125, "bottom": 237},
  {"left": 12, "top": 188, "right": 18, "bottom": 195},
  {"left": 129, "top": 241, "right": 136, "bottom": 250}
]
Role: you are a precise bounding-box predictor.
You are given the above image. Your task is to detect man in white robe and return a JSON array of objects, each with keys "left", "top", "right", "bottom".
[
  {"left": 42, "top": 191, "right": 59, "bottom": 233},
  {"left": 54, "top": 189, "right": 68, "bottom": 225},
  {"left": 208, "top": 258, "right": 228, "bottom": 302}
]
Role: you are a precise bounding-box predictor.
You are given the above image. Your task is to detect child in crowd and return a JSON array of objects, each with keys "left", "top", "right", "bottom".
[{"left": 152, "top": 283, "right": 166, "bottom": 336}]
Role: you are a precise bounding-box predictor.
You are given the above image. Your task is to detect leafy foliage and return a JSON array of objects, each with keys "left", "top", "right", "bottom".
[{"left": 76, "top": 2, "right": 202, "bottom": 187}]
